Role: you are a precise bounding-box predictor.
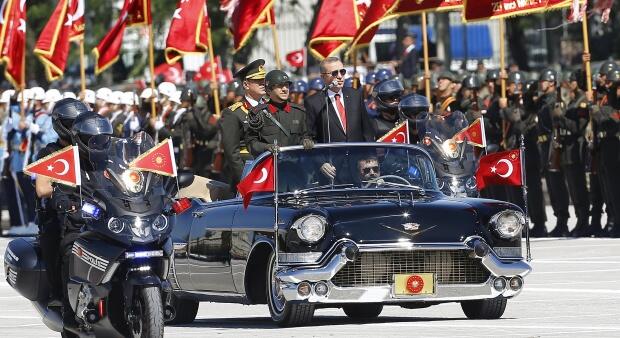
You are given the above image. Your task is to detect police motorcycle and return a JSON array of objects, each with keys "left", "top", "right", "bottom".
[
  {"left": 417, "top": 111, "right": 480, "bottom": 197},
  {"left": 4, "top": 131, "right": 194, "bottom": 337}
]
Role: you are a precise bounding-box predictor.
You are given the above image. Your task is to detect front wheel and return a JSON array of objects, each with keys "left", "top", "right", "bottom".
[
  {"left": 266, "top": 252, "right": 315, "bottom": 327},
  {"left": 460, "top": 296, "right": 507, "bottom": 319},
  {"left": 130, "top": 287, "right": 164, "bottom": 338}
]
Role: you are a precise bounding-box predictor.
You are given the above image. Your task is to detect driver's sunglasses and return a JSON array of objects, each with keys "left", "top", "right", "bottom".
[
  {"left": 362, "top": 166, "right": 379, "bottom": 174},
  {"left": 322, "top": 69, "right": 347, "bottom": 77}
]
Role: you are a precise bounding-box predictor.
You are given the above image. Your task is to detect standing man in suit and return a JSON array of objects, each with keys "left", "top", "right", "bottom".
[
  {"left": 397, "top": 34, "right": 419, "bottom": 91},
  {"left": 304, "top": 56, "right": 374, "bottom": 144}
]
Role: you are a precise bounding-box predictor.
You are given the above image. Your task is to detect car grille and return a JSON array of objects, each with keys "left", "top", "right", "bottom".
[{"left": 331, "top": 250, "right": 490, "bottom": 287}]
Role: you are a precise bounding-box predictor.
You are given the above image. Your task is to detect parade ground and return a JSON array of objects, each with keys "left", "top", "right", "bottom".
[{"left": 0, "top": 209, "right": 618, "bottom": 337}]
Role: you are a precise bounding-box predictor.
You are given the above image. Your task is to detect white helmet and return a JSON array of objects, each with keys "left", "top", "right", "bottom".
[
  {"left": 17, "top": 88, "right": 33, "bottom": 102},
  {"left": 0, "top": 90, "right": 15, "bottom": 104},
  {"left": 95, "top": 87, "right": 112, "bottom": 102},
  {"left": 43, "top": 89, "right": 62, "bottom": 103},
  {"left": 121, "top": 92, "right": 139, "bottom": 106},
  {"left": 157, "top": 82, "right": 176, "bottom": 98},
  {"left": 83, "top": 89, "right": 96, "bottom": 105},
  {"left": 108, "top": 91, "right": 123, "bottom": 105},
  {"left": 30, "top": 87, "right": 46, "bottom": 101},
  {"left": 63, "top": 91, "right": 77, "bottom": 99},
  {"left": 169, "top": 90, "right": 182, "bottom": 104},
  {"left": 140, "top": 88, "right": 159, "bottom": 101}
]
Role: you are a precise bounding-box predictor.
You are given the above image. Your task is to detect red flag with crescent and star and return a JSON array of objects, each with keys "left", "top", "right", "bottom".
[
  {"left": 454, "top": 117, "right": 486, "bottom": 148},
  {"left": 475, "top": 149, "right": 522, "bottom": 191},
  {"left": 285, "top": 48, "right": 304, "bottom": 68},
  {"left": 165, "top": 0, "right": 211, "bottom": 64},
  {"left": 377, "top": 120, "right": 409, "bottom": 144},
  {"left": 128, "top": 138, "right": 177, "bottom": 177},
  {"left": 24, "top": 146, "right": 81, "bottom": 187},
  {"left": 237, "top": 156, "right": 274, "bottom": 209},
  {"left": 0, "top": 0, "right": 27, "bottom": 89}
]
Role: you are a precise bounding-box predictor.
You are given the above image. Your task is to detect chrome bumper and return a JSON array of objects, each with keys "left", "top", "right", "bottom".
[{"left": 275, "top": 237, "right": 531, "bottom": 303}]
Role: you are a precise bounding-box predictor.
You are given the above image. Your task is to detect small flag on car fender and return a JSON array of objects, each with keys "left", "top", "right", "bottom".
[
  {"left": 454, "top": 117, "right": 486, "bottom": 148},
  {"left": 377, "top": 120, "right": 409, "bottom": 144},
  {"left": 237, "top": 156, "right": 275, "bottom": 209},
  {"left": 128, "top": 138, "right": 178, "bottom": 177},
  {"left": 24, "top": 146, "right": 81, "bottom": 187},
  {"left": 475, "top": 149, "right": 522, "bottom": 191}
]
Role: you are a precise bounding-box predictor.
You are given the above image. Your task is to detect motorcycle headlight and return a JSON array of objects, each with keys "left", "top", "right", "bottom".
[
  {"left": 129, "top": 216, "right": 151, "bottom": 238},
  {"left": 107, "top": 217, "right": 124, "bottom": 234},
  {"left": 292, "top": 215, "right": 327, "bottom": 244},
  {"left": 152, "top": 215, "right": 168, "bottom": 232},
  {"left": 441, "top": 139, "right": 459, "bottom": 159},
  {"left": 121, "top": 170, "right": 144, "bottom": 194},
  {"left": 490, "top": 210, "right": 525, "bottom": 239}
]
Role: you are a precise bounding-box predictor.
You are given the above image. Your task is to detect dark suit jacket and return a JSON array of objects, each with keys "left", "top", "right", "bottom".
[
  {"left": 304, "top": 87, "right": 374, "bottom": 143},
  {"left": 400, "top": 46, "right": 419, "bottom": 79}
]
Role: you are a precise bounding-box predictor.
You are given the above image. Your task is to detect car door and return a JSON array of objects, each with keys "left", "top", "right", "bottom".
[{"left": 188, "top": 201, "right": 237, "bottom": 292}]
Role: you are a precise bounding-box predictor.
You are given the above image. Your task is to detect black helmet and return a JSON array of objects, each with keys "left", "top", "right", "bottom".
[
  {"left": 539, "top": 68, "right": 557, "bottom": 83},
  {"left": 51, "top": 98, "right": 90, "bottom": 142},
  {"left": 398, "top": 93, "right": 430, "bottom": 121},
  {"left": 461, "top": 75, "right": 481, "bottom": 89},
  {"left": 308, "top": 78, "right": 324, "bottom": 91},
  {"left": 372, "top": 79, "right": 404, "bottom": 112},
  {"left": 598, "top": 61, "right": 618, "bottom": 77},
  {"left": 508, "top": 71, "right": 526, "bottom": 85},
  {"left": 486, "top": 69, "right": 500, "bottom": 81},
  {"left": 375, "top": 69, "right": 393, "bottom": 82},
  {"left": 608, "top": 69, "right": 620, "bottom": 83},
  {"left": 265, "top": 70, "right": 292, "bottom": 89},
  {"left": 180, "top": 88, "right": 196, "bottom": 104},
  {"left": 71, "top": 111, "right": 113, "bottom": 164},
  {"left": 290, "top": 80, "right": 308, "bottom": 94}
]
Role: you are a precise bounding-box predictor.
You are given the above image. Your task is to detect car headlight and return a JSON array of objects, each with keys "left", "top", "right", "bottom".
[
  {"left": 292, "top": 215, "right": 327, "bottom": 244},
  {"left": 490, "top": 210, "right": 525, "bottom": 239},
  {"left": 121, "top": 170, "right": 144, "bottom": 193},
  {"left": 152, "top": 215, "right": 168, "bottom": 231}
]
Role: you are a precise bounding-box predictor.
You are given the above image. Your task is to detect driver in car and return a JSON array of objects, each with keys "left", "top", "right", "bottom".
[{"left": 358, "top": 155, "right": 381, "bottom": 186}]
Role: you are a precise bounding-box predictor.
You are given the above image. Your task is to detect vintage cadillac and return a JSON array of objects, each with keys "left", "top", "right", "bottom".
[{"left": 166, "top": 143, "right": 531, "bottom": 326}]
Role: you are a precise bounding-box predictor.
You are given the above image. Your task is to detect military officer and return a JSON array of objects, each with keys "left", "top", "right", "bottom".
[
  {"left": 246, "top": 70, "right": 313, "bottom": 157},
  {"left": 219, "top": 59, "right": 267, "bottom": 192}
]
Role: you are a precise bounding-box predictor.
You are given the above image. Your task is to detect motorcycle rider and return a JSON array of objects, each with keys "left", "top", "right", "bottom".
[
  {"left": 398, "top": 93, "right": 431, "bottom": 144},
  {"left": 35, "top": 99, "right": 89, "bottom": 306},
  {"left": 370, "top": 79, "right": 405, "bottom": 139}
]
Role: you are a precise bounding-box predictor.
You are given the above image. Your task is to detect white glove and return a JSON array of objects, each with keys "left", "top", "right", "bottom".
[
  {"left": 29, "top": 123, "right": 40, "bottom": 135},
  {"left": 320, "top": 163, "right": 337, "bottom": 180},
  {"left": 154, "top": 120, "right": 164, "bottom": 131},
  {"left": 129, "top": 118, "right": 140, "bottom": 132},
  {"left": 2, "top": 151, "right": 8, "bottom": 159}
]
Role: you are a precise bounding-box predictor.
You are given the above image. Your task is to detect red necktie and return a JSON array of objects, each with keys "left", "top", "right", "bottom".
[{"left": 334, "top": 93, "right": 347, "bottom": 133}]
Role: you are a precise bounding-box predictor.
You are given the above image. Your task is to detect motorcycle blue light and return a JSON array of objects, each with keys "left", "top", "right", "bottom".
[
  {"left": 125, "top": 250, "right": 164, "bottom": 259},
  {"left": 82, "top": 202, "right": 102, "bottom": 219}
]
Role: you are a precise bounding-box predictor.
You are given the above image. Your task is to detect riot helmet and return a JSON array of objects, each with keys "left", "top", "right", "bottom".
[
  {"left": 290, "top": 80, "right": 308, "bottom": 94},
  {"left": 398, "top": 93, "right": 430, "bottom": 122},
  {"left": 71, "top": 111, "right": 114, "bottom": 165},
  {"left": 308, "top": 77, "right": 325, "bottom": 91},
  {"left": 508, "top": 71, "right": 526, "bottom": 85},
  {"left": 375, "top": 69, "right": 393, "bottom": 82},
  {"left": 51, "top": 98, "right": 90, "bottom": 143},
  {"left": 365, "top": 72, "right": 377, "bottom": 85},
  {"left": 372, "top": 79, "right": 404, "bottom": 112}
]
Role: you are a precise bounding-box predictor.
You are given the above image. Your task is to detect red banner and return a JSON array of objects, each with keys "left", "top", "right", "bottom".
[
  {"left": 229, "top": 0, "right": 275, "bottom": 52},
  {"left": 129, "top": 138, "right": 177, "bottom": 177},
  {"left": 165, "top": 0, "right": 210, "bottom": 64},
  {"left": 463, "top": 0, "right": 571, "bottom": 22},
  {"left": 0, "top": 0, "right": 27, "bottom": 88},
  {"left": 69, "top": 0, "right": 85, "bottom": 40}
]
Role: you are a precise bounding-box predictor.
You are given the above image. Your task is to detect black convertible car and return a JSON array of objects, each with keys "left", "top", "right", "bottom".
[{"left": 165, "top": 143, "right": 531, "bottom": 326}]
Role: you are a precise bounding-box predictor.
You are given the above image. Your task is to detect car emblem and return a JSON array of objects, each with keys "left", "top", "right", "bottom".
[{"left": 403, "top": 222, "right": 420, "bottom": 231}]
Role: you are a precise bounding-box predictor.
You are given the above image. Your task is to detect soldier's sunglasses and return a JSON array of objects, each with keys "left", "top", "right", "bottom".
[
  {"left": 361, "top": 166, "right": 379, "bottom": 174},
  {"left": 322, "top": 69, "right": 347, "bottom": 77}
]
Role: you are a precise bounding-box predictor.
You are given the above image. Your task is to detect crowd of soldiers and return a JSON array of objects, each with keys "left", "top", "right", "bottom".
[{"left": 0, "top": 52, "right": 618, "bottom": 239}]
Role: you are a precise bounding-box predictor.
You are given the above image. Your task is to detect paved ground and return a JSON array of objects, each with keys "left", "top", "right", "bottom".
[{"left": 1, "top": 235, "right": 619, "bottom": 337}]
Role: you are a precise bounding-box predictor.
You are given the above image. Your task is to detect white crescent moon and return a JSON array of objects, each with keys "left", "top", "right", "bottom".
[
  {"left": 496, "top": 159, "right": 513, "bottom": 178},
  {"left": 168, "top": 67, "right": 181, "bottom": 83},
  {"left": 72, "top": 0, "right": 85, "bottom": 21},
  {"left": 253, "top": 168, "right": 268, "bottom": 184},
  {"left": 53, "top": 159, "right": 70, "bottom": 176},
  {"left": 396, "top": 131, "right": 406, "bottom": 143}
]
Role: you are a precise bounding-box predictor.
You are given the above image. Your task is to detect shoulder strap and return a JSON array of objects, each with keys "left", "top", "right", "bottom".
[{"left": 261, "top": 110, "right": 290, "bottom": 137}]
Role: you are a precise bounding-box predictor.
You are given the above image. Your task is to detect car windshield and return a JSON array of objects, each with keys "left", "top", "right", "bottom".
[{"left": 251, "top": 144, "right": 439, "bottom": 194}]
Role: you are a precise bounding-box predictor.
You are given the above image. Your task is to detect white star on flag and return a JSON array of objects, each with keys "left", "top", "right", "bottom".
[
  {"left": 172, "top": 8, "right": 182, "bottom": 19},
  {"left": 391, "top": 138, "right": 397, "bottom": 143},
  {"left": 47, "top": 165, "right": 54, "bottom": 171},
  {"left": 491, "top": 166, "right": 496, "bottom": 173},
  {"left": 18, "top": 19, "right": 26, "bottom": 32}
]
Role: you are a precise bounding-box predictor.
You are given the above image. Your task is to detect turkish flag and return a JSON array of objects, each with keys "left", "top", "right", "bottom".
[
  {"left": 165, "top": 0, "right": 210, "bottom": 64},
  {"left": 229, "top": 0, "right": 275, "bottom": 52},
  {"left": 377, "top": 120, "right": 409, "bottom": 144},
  {"left": 24, "top": 146, "right": 81, "bottom": 187},
  {"left": 0, "top": 0, "right": 27, "bottom": 89},
  {"left": 93, "top": 0, "right": 151, "bottom": 74},
  {"left": 237, "top": 156, "right": 274, "bottom": 209},
  {"left": 129, "top": 138, "right": 177, "bottom": 177},
  {"left": 154, "top": 62, "right": 183, "bottom": 84},
  {"left": 349, "top": 0, "right": 400, "bottom": 52},
  {"left": 475, "top": 150, "right": 522, "bottom": 191},
  {"left": 68, "top": 0, "right": 85, "bottom": 40},
  {"left": 454, "top": 117, "right": 486, "bottom": 148},
  {"left": 285, "top": 49, "right": 304, "bottom": 68},
  {"left": 464, "top": 0, "right": 570, "bottom": 22}
]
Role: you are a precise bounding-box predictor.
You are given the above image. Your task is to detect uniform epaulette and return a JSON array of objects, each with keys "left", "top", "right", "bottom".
[{"left": 228, "top": 102, "right": 245, "bottom": 112}]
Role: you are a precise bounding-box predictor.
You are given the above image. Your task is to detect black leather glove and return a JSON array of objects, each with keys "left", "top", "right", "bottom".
[{"left": 302, "top": 138, "right": 314, "bottom": 150}]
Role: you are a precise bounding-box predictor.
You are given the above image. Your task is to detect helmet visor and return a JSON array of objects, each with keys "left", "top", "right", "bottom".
[{"left": 86, "top": 134, "right": 112, "bottom": 151}]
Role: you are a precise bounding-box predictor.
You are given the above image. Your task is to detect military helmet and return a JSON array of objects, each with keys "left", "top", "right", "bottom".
[
  {"left": 365, "top": 72, "right": 377, "bottom": 85},
  {"left": 372, "top": 79, "right": 404, "bottom": 112},
  {"left": 598, "top": 61, "right": 618, "bottom": 77},
  {"left": 508, "top": 71, "right": 526, "bottom": 85},
  {"left": 486, "top": 69, "right": 500, "bottom": 82},
  {"left": 308, "top": 77, "right": 325, "bottom": 91},
  {"left": 265, "top": 70, "right": 292, "bottom": 89},
  {"left": 180, "top": 88, "right": 196, "bottom": 103},
  {"left": 290, "top": 80, "right": 308, "bottom": 94},
  {"left": 462, "top": 75, "right": 481, "bottom": 89},
  {"left": 539, "top": 68, "right": 557, "bottom": 83},
  {"left": 399, "top": 93, "right": 430, "bottom": 121},
  {"left": 375, "top": 68, "right": 393, "bottom": 82},
  {"left": 608, "top": 69, "right": 620, "bottom": 83},
  {"left": 52, "top": 98, "right": 90, "bottom": 142},
  {"left": 438, "top": 71, "right": 456, "bottom": 82}
]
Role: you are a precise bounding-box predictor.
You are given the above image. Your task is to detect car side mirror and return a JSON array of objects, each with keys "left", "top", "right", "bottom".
[{"left": 178, "top": 170, "right": 195, "bottom": 189}]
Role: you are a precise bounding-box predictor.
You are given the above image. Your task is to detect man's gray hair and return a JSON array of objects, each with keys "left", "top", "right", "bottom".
[{"left": 320, "top": 56, "right": 342, "bottom": 73}]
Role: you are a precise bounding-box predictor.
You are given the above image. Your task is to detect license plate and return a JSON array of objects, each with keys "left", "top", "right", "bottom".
[{"left": 393, "top": 273, "right": 435, "bottom": 295}]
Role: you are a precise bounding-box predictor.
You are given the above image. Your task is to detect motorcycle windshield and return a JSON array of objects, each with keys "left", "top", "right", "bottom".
[{"left": 416, "top": 113, "right": 479, "bottom": 196}]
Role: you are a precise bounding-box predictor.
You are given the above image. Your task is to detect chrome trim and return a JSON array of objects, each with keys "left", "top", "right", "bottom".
[
  {"left": 276, "top": 246, "right": 353, "bottom": 284},
  {"left": 278, "top": 252, "right": 323, "bottom": 264},
  {"left": 465, "top": 236, "right": 531, "bottom": 278},
  {"left": 357, "top": 242, "right": 469, "bottom": 252}
]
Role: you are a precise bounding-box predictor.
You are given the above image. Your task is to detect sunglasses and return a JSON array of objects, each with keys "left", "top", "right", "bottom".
[
  {"left": 322, "top": 69, "right": 347, "bottom": 77},
  {"left": 361, "top": 166, "right": 379, "bottom": 175}
]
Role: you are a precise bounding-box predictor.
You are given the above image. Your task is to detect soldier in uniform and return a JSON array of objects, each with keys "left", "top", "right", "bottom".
[
  {"left": 246, "top": 70, "right": 313, "bottom": 157},
  {"left": 108, "top": 91, "right": 126, "bottom": 137},
  {"left": 290, "top": 80, "right": 308, "bottom": 105},
  {"left": 219, "top": 59, "right": 267, "bottom": 192},
  {"left": 433, "top": 71, "right": 460, "bottom": 114},
  {"left": 189, "top": 86, "right": 219, "bottom": 178},
  {"left": 370, "top": 79, "right": 404, "bottom": 139},
  {"left": 459, "top": 75, "right": 485, "bottom": 123}
]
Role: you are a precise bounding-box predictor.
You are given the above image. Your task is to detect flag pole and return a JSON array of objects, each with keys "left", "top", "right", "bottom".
[
  {"left": 268, "top": 9, "right": 282, "bottom": 69},
  {"left": 79, "top": 38, "right": 87, "bottom": 95},
  {"left": 499, "top": 18, "right": 506, "bottom": 99},
  {"left": 148, "top": 24, "right": 158, "bottom": 124},
  {"left": 581, "top": 14, "right": 592, "bottom": 93},
  {"left": 520, "top": 134, "right": 531, "bottom": 262},
  {"left": 273, "top": 140, "right": 279, "bottom": 270},
  {"left": 206, "top": 26, "right": 221, "bottom": 117},
  {"left": 421, "top": 12, "right": 432, "bottom": 112}
]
